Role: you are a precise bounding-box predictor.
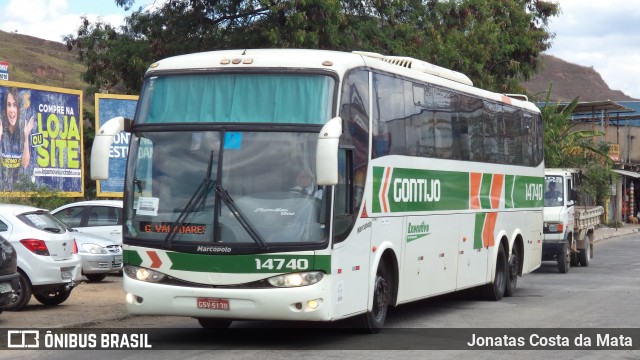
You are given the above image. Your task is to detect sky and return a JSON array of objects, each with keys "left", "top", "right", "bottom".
[{"left": 1, "top": 0, "right": 640, "bottom": 99}]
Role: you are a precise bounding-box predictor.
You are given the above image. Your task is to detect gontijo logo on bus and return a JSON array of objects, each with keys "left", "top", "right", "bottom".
[{"left": 372, "top": 166, "right": 543, "bottom": 213}]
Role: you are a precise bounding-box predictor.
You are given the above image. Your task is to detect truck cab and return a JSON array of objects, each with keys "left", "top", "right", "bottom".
[{"left": 543, "top": 169, "right": 578, "bottom": 273}]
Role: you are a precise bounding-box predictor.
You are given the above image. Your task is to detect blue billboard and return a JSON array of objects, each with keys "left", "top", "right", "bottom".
[
  {"left": 0, "top": 81, "right": 83, "bottom": 196},
  {"left": 95, "top": 94, "right": 138, "bottom": 197}
]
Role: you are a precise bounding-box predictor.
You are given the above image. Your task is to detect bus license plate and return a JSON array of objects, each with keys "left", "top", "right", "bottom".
[{"left": 197, "top": 298, "right": 230, "bottom": 311}]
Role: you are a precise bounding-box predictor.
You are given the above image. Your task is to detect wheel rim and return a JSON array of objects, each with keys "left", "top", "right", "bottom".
[{"left": 372, "top": 275, "right": 388, "bottom": 322}]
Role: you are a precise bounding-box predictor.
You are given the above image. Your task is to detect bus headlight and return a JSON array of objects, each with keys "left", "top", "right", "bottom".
[
  {"left": 267, "top": 271, "right": 324, "bottom": 287},
  {"left": 124, "top": 265, "right": 166, "bottom": 283}
]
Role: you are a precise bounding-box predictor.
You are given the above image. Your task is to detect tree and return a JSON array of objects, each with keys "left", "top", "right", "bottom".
[
  {"left": 65, "top": 0, "right": 560, "bottom": 94},
  {"left": 539, "top": 83, "right": 615, "bottom": 206}
]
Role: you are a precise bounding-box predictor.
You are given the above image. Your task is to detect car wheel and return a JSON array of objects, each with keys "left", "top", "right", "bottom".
[
  {"left": 5, "top": 272, "right": 32, "bottom": 311},
  {"left": 85, "top": 273, "right": 107, "bottom": 282},
  {"left": 33, "top": 288, "right": 73, "bottom": 306}
]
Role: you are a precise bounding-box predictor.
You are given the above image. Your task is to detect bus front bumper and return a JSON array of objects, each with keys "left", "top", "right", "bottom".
[{"left": 123, "top": 275, "right": 333, "bottom": 322}]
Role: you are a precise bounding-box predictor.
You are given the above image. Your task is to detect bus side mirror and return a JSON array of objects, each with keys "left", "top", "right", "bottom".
[
  {"left": 91, "top": 116, "right": 128, "bottom": 180},
  {"left": 316, "top": 117, "right": 342, "bottom": 186}
]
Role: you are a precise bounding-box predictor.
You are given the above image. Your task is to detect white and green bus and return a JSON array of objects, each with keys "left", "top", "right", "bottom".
[{"left": 92, "top": 49, "right": 544, "bottom": 332}]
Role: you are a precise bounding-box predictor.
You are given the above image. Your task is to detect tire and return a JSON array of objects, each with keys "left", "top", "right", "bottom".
[
  {"left": 5, "top": 272, "right": 32, "bottom": 311},
  {"left": 578, "top": 236, "right": 591, "bottom": 267},
  {"left": 197, "top": 318, "right": 232, "bottom": 329},
  {"left": 504, "top": 244, "right": 519, "bottom": 297},
  {"left": 570, "top": 252, "right": 579, "bottom": 267},
  {"left": 557, "top": 241, "right": 570, "bottom": 274},
  {"left": 357, "top": 261, "right": 391, "bottom": 333},
  {"left": 85, "top": 273, "right": 107, "bottom": 282},
  {"left": 481, "top": 245, "right": 507, "bottom": 301},
  {"left": 33, "top": 288, "right": 72, "bottom": 306}
]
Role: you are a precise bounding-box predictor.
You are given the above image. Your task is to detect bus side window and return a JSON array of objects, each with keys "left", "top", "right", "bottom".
[{"left": 333, "top": 148, "right": 354, "bottom": 244}]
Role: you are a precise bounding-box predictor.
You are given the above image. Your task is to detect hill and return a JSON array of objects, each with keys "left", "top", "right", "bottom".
[
  {"left": 522, "top": 54, "right": 639, "bottom": 102},
  {"left": 0, "top": 30, "right": 88, "bottom": 91}
]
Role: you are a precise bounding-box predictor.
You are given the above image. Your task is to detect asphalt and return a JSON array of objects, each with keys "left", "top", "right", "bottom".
[{"left": 593, "top": 222, "right": 640, "bottom": 242}]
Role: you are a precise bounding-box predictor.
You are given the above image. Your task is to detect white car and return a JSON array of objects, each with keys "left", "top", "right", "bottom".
[
  {"left": 0, "top": 204, "right": 82, "bottom": 311},
  {"left": 51, "top": 200, "right": 123, "bottom": 245},
  {"left": 72, "top": 231, "right": 123, "bottom": 282}
]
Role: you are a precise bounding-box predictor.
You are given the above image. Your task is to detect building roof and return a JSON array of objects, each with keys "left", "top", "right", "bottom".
[{"left": 561, "top": 100, "right": 635, "bottom": 115}]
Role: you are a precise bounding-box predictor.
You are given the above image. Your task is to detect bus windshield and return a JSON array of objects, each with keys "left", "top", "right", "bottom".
[
  {"left": 136, "top": 73, "right": 334, "bottom": 125},
  {"left": 126, "top": 130, "right": 328, "bottom": 247}
]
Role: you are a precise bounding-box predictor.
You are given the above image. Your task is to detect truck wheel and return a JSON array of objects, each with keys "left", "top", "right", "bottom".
[
  {"left": 578, "top": 236, "right": 591, "bottom": 267},
  {"left": 481, "top": 245, "right": 507, "bottom": 300},
  {"left": 557, "top": 241, "right": 570, "bottom": 274},
  {"left": 570, "top": 253, "right": 579, "bottom": 267}
]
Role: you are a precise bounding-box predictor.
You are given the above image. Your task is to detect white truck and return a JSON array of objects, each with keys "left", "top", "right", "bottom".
[{"left": 542, "top": 168, "right": 604, "bottom": 273}]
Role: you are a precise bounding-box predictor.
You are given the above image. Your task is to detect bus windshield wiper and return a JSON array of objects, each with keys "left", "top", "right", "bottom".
[
  {"left": 215, "top": 184, "right": 269, "bottom": 251},
  {"left": 165, "top": 151, "right": 216, "bottom": 244}
]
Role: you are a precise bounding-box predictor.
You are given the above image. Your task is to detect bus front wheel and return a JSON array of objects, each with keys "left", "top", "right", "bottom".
[{"left": 357, "top": 261, "right": 391, "bottom": 333}]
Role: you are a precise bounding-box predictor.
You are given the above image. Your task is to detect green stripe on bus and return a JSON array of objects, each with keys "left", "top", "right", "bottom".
[
  {"left": 124, "top": 249, "right": 332, "bottom": 274},
  {"left": 474, "top": 213, "right": 485, "bottom": 250},
  {"left": 124, "top": 249, "right": 142, "bottom": 266},
  {"left": 505, "top": 175, "right": 515, "bottom": 209},
  {"left": 479, "top": 174, "right": 493, "bottom": 209},
  {"left": 372, "top": 166, "right": 543, "bottom": 213}
]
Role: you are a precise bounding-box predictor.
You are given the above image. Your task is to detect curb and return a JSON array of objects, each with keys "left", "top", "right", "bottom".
[{"left": 594, "top": 227, "right": 640, "bottom": 243}]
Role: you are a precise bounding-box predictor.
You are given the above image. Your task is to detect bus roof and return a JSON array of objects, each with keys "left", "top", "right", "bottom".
[{"left": 146, "top": 48, "right": 539, "bottom": 113}]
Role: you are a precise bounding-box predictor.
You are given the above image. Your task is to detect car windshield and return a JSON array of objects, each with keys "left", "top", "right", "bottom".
[
  {"left": 544, "top": 176, "right": 564, "bottom": 207},
  {"left": 125, "top": 130, "right": 328, "bottom": 247}
]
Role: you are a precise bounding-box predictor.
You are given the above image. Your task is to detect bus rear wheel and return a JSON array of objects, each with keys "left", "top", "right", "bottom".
[{"left": 504, "top": 244, "right": 519, "bottom": 297}]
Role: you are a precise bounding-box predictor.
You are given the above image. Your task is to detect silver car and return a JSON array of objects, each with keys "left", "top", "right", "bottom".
[{"left": 71, "top": 230, "right": 122, "bottom": 282}]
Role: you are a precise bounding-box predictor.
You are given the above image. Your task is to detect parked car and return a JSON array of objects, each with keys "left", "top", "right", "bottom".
[
  {"left": 72, "top": 230, "right": 123, "bottom": 282},
  {"left": 0, "top": 204, "right": 81, "bottom": 311},
  {"left": 0, "top": 235, "right": 19, "bottom": 313},
  {"left": 51, "top": 200, "right": 123, "bottom": 245}
]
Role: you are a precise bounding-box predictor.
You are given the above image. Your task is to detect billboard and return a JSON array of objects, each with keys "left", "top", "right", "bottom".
[
  {"left": 95, "top": 94, "right": 138, "bottom": 197},
  {"left": 0, "top": 61, "right": 8, "bottom": 81},
  {"left": 0, "top": 81, "right": 83, "bottom": 196}
]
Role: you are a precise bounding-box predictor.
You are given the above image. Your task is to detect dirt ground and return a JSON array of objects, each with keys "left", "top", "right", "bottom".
[{"left": 0, "top": 274, "right": 131, "bottom": 328}]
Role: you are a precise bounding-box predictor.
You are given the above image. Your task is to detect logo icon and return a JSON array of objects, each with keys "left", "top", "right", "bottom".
[{"left": 7, "top": 330, "right": 40, "bottom": 348}]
